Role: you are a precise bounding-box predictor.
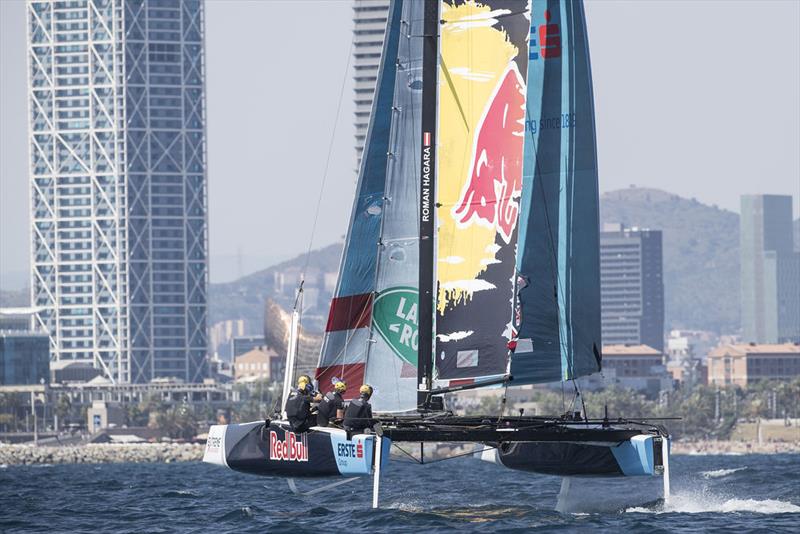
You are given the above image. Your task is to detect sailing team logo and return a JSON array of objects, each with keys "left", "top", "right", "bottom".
[
  {"left": 371, "top": 287, "right": 418, "bottom": 368},
  {"left": 269, "top": 430, "right": 308, "bottom": 462},
  {"left": 529, "top": 8, "right": 561, "bottom": 60}
]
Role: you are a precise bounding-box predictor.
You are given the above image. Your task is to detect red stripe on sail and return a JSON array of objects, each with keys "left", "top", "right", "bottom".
[
  {"left": 325, "top": 293, "right": 373, "bottom": 332},
  {"left": 315, "top": 363, "right": 366, "bottom": 401}
]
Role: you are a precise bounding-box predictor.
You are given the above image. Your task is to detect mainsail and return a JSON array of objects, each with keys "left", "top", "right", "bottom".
[
  {"left": 434, "top": 0, "right": 531, "bottom": 383},
  {"left": 511, "top": 0, "right": 602, "bottom": 384}
]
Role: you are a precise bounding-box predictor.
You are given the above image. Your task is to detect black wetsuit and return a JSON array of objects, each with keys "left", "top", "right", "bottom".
[
  {"left": 285, "top": 389, "right": 314, "bottom": 433},
  {"left": 343, "top": 397, "right": 374, "bottom": 433},
  {"left": 316, "top": 391, "right": 345, "bottom": 427}
]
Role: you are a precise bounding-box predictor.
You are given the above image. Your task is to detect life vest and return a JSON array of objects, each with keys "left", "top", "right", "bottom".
[
  {"left": 285, "top": 389, "right": 311, "bottom": 431},
  {"left": 343, "top": 397, "right": 373, "bottom": 431},
  {"left": 316, "top": 391, "right": 343, "bottom": 423}
]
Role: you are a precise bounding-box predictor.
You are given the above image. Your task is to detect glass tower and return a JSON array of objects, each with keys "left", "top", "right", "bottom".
[
  {"left": 740, "top": 194, "right": 799, "bottom": 343},
  {"left": 27, "top": 0, "right": 208, "bottom": 383},
  {"left": 600, "top": 225, "right": 665, "bottom": 352}
]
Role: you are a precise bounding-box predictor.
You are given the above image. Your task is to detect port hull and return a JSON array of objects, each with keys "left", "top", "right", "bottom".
[{"left": 203, "top": 421, "right": 387, "bottom": 478}]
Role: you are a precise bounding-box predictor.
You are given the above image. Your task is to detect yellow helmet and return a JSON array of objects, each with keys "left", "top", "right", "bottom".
[
  {"left": 334, "top": 381, "right": 347, "bottom": 393},
  {"left": 297, "top": 375, "right": 312, "bottom": 388},
  {"left": 359, "top": 384, "right": 373, "bottom": 398}
]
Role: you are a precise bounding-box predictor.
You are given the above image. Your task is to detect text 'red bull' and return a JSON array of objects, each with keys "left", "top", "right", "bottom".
[
  {"left": 452, "top": 64, "right": 526, "bottom": 244},
  {"left": 269, "top": 430, "right": 308, "bottom": 462}
]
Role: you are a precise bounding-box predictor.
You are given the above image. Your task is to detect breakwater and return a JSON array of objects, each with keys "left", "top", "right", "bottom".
[{"left": 0, "top": 443, "right": 204, "bottom": 466}]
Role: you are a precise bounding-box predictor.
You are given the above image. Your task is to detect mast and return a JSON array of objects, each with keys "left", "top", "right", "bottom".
[{"left": 417, "top": 0, "right": 439, "bottom": 409}]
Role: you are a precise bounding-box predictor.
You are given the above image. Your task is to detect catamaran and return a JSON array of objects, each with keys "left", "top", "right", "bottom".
[{"left": 203, "top": 0, "right": 672, "bottom": 509}]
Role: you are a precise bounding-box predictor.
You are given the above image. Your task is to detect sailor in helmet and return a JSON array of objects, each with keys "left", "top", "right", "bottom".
[
  {"left": 343, "top": 384, "right": 376, "bottom": 433},
  {"left": 285, "top": 374, "right": 322, "bottom": 434},
  {"left": 316, "top": 380, "right": 347, "bottom": 427}
]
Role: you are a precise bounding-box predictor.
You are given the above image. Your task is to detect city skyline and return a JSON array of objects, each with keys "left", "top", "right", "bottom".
[{"left": 2, "top": 0, "right": 800, "bottom": 290}]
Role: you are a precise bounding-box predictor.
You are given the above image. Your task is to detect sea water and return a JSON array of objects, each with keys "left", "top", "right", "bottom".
[{"left": 1, "top": 453, "right": 798, "bottom": 532}]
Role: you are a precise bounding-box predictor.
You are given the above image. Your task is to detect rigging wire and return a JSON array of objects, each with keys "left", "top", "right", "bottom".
[
  {"left": 289, "top": 26, "right": 355, "bottom": 390},
  {"left": 298, "top": 31, "right": 356, "bottom": 293}
]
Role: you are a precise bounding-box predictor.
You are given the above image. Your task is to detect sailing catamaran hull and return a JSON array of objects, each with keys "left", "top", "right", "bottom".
[
  {"left": 493, "top": 435, "right": 666, "bottom": 477},
  {"left": 203, "top": 421, "right": 390, "bottom": 478}
]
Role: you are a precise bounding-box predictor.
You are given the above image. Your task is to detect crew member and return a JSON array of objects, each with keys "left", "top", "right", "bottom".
[
  {"left": 285, "top": 375, "right": 321, "bottom": 433},
  {"left": 316, "top": 380, "right": 347, "bottom": 427},
  {"left": 343, "top": 384, "right": 375, "bottom": 433}
]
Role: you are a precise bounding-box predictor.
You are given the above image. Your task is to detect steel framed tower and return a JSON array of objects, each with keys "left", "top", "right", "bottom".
[
  {"left": 27, "top": 0, "right": 208, "bottom": 383},
  {"left": 353, "top": 0, "right": 390, "bottom": 166}
]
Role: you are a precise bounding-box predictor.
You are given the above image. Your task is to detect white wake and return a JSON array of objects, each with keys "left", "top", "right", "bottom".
[{"left": 626, "top": 491, "right": 800, "bottom": 514}]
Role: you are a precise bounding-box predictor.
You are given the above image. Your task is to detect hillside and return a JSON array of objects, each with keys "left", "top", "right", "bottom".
[
  {"left": 600, "top": 187, "right": 740, "bottom": 333},
  {"left": 208, "top": 242, "right": 342, "bottom": 331}
]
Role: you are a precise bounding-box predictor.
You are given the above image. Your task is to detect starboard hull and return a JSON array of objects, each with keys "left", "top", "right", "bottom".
[
  {"left": 483, "top": 434, "right": 667, "bottom": 477},
  {"left": 203, "top": 421, "right": 391, "bottom": 478}
]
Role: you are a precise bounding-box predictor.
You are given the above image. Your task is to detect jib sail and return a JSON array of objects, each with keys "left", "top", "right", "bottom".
[
  {"left": 315, "top": 0, "right": 405, "bottom": 403},
  {"left": 511, "top": 0, "right": 602, "bottom": 385}
]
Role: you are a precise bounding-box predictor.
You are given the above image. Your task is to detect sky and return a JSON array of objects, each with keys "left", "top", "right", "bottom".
[{"left": 1, "top": 0, "right": 799, "bottom": 290}]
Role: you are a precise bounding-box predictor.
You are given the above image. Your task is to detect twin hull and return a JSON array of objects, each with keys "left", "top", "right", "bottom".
[{"left": 203, "top": 421, "right": 666, "bottom": 478}]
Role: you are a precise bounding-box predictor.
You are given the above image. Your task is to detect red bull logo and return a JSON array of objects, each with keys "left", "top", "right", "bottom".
[
  {"left": 452, "top": 63, "right": 526, "bottom": 244},
  {"left": 269, "top": 430, "right": 308, "bottom": 462}
]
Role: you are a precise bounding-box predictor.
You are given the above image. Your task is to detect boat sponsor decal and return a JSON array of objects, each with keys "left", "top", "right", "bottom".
[
  {"left": 205, "top": 435, "right": 222, "bottom": 453},
  {"left": 372, "top": 286, "right": 418, "bottom": 367},
  {"left": 529, "top": 9, "right": 561, "bottom": 60},
  {"left": 435, "top": 0, "right": 530, "bottom": 379},
  {"left": 269, "top": 430, "right": 308, "bottom": 462},
  {"left": 330, "top": 434, "right": 374, "bottom": 475}
]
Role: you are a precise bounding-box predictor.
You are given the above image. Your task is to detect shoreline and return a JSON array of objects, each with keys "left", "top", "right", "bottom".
[
  {"left": 1, "top": 439, "right": 798, "bottom": 466},
  {"left": 0, "top": 443, "right": 205, "bottom": 466}
]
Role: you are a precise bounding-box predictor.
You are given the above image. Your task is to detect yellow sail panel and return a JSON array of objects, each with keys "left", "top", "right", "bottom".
[{"left": 435, "top": 0, "right": 530, "bottom": 380}]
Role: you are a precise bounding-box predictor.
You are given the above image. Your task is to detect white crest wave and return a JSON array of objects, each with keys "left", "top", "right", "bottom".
[{"left": 700, "top": 467, "right": 748, "bottom": 479}]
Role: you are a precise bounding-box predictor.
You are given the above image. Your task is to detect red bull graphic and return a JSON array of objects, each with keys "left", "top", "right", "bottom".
[
  {"left": 435, "top": 0, "right": 530, "bottom": 380},
  {"left": 453, "top": 64, "right": 526, "bottom": 244},
  {"left": 269, "top": 430, "right": 309, "bottom": 462}
]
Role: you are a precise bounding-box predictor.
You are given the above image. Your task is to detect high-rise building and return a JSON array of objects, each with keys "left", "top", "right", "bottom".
[
  {"left": 353, "top": 0, "right": 390, "bottom": 165},
  {"left": 600, "top": 224, "right": 665, "bottom": 352},
  {"left": 27, "top": 0, "right": 209, "bottom": 383},
  {"left": 740, "top": 195, "right": 799, "bottom": 343}
]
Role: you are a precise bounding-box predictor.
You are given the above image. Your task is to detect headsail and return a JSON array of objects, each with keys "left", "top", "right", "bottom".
[
  {"left": 363, "top": 0, "right": 425, "bottom": 412},
  {"left": 511, "top": 0, "right": 602, "bottom": 384},
  {"left": 316, "top": 0, "right": 405, "bottom": 402},
  {"left": 434, "top": 0, "right": 531, "bottom": 383}
]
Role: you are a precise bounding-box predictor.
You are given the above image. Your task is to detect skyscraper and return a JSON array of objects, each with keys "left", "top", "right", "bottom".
[
  {"left": 353, "top": 0, "right": 390, "bottom": 165},
  {"left": 740, "top": 195, "right": 799, "bottom": 343},
  {"left": 600, "top": 224, "right": 665, "bottom": 352},
  {"left": 27, "top": 0, "right": 209, "bottom": 383}
]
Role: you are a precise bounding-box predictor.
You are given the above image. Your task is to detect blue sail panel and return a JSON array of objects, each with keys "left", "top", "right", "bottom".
[
  {"left": 511, "top": 0, "right": 601, "bottom": 384},
  {"left": 316, "top": 0, "right": 404, "bottom": 394}
]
